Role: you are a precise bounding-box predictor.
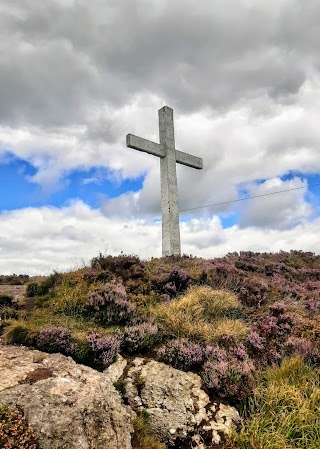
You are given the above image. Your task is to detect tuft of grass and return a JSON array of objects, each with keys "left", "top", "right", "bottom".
[
  {"left": 133, "top": 409, "right": 166, "bottom": 449},
  {"left": 230, "top": 357, "right": 320, "bottom": 449},
  {"left": 3, "top": 321, "right": 34, "bottom": 345},
  {"left": 0, "top": 306, "right": 19, "bottom": 320},
  {"left": 152, "top": 286, "right": 247, "bottom": 342},
  {"left": 52, "top": 279, "right": 89, "bottom": 317}
]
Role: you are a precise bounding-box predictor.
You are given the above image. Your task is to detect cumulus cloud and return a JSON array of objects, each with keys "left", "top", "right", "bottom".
[
  {"left": 238, "top": 177, "right": 312, "bottom": 229},
  {"left": 1, "top": 201, "right": 320, "bottom": 275}
]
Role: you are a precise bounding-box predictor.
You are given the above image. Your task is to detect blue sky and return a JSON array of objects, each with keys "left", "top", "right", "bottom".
[
  {"left": 0, "top": 152, "right": 144, "bottom": 211},
  {"left": 1, "top": 0, "right": 320, "bottom": 274}
]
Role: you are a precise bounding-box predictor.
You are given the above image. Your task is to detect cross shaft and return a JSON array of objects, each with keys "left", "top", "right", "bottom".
[{"left": 126, "top": 106, "right": 203, "bottom": 256}]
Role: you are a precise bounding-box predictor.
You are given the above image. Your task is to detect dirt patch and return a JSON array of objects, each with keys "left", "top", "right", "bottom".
[
  {"left": 24, "top": 368, "right": 54, "bottom": 384},
  {"left": 0, "top": 285, "right": 25, "bottom": 303}
]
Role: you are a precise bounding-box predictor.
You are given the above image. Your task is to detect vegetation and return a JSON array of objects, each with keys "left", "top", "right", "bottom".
[
  {"left": 132, "top": 410, "right": 165, "bottom": 449},
  {"left": 0, "top": 404, "right": 38, "bottom": 448},
  {"left": 231, "top": 357, "right": 320, "bottom": 449},
  {"left": 1, "top": 250, "right": 320, "bottom": 447}
]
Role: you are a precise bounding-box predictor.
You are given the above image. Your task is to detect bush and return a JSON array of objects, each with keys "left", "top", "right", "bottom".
[
  {"left": 87, "top": 282, "right": 135, "bottom": 324},
  {"left": 231, "top": 357, "right": 320, "bottom": 449},
  {"left": 26, "top": 273, "right": 61, "bottom": 298},
  {"left": 0, "top": 405, "right": 38, "bottom": 448},
  {"left": 157, "top": 338, "right": 204, "bottom": 371},
  {"left": 86, "top": 332, "right": 120, "bottom": 368},
  {"left": 0, "top": 296, "right": 13, "bottom": 308},
  {"left": 247, "top": 303, "right": 293, "bottom": 364},
  {"left": 122, "top": 322, "right": 159, "bottom": 354},
  {"left": 201, "top": 340, "right": 255, "bottom": 402},
  {"left": 0, "top": 306, "right": 19, "bottom": 320},
  {"left": 34, "top": 326, "right": 75, "bottom": 355},
  {"left": 91, "top": 254, "right": 145, "bottom": 282},
  {"left": 26, "top": 283, "right": 40, "bottom": 298}
]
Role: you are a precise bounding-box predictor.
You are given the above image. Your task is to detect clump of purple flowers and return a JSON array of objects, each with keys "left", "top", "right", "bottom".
[
  {"left": 35, "top": 326, "right": 74, "bottom": 355},
  {"left": 247, "top": 303, "right": 293, "bottom": 363},
  {"left": 157, "top": 338, "right": 203, "bottom": 371},
  {"left": 86, "top": 332, "right": 120, "bottom": 368},
  {"left": 122, "top": 322, "right": 159, "bottom": 354},
  {"left": 201, "top": 341, "right": 255, "bottom": 402},
  {"left": 87, "top": 282, "right": 135, "bottom": 324}
]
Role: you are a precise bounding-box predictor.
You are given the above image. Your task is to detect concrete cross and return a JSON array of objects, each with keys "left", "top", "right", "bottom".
[{"left": 126, "top": 106, "right": 203, "bottom": 257}]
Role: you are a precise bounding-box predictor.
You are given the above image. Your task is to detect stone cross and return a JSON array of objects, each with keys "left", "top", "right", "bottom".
[{"left": 126, "top": 106, "right": 203, "bottom": 256}]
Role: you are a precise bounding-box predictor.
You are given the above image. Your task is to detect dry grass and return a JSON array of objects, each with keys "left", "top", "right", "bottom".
[{"left": 152, "top": 286, "right": 248, "bottom": 342}]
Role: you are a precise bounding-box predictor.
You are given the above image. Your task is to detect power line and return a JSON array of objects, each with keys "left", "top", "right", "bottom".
[{"left": 180, "top": 182, "right": 320, "bottom": 213}]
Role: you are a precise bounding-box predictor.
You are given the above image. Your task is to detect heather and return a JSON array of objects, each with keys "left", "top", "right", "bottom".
[
  {"left": 1, "top": 250, "right": 320, "bottom": 447},
  {"left": 0, "top": 405, "right": 38, "bottom": 448}
]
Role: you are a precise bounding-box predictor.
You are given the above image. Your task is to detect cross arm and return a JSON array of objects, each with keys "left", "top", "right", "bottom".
[
  {"left": 175, "top": 149, "right": 203, "bottom": 170},
  {"left": 126, "top": 134, "right": 166, "bottom": 158}
]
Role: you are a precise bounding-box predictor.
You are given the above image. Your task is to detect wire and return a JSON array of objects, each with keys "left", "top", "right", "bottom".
[{"left": 179, "top": 182, "right": 320, "bottom": 213}]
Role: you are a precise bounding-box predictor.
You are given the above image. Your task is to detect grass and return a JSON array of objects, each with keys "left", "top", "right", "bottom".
[
  {"left": 132, "top": 410, "right": 166, "bottom": 449},
  {"left": 152, "top": 286, "right": 248, "bottom": 342},
  {"left": 230, "top": 357, "right": 320, "bottom": 449},
  {"left": 51, "top": 279, "right": 89, "bottom": 317}
]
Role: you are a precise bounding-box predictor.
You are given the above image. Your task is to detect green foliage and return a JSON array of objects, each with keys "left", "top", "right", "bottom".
[
  {"left": 0, "top": 404, "right": 38, "bottom": 448},
  {"left": 53, "top": 280, "right": 89, "bottom": 317},
  {"left": 0, "top": 307, "right": 19, "bottom": 320},
  {"left": 3, "top": 322, "right": 32, "bottom": 345},
  {"left": 0, "top": 296, "right": 13, "bottom": 308},
  {"left": 26, "top": 283, "right": 40, "bottom": 298},
  {"left": 26, "top": 272, "right": 62, "bottom": 298},
  {"left": 230, "top": 357, "right": 320, "bottom": 449}
]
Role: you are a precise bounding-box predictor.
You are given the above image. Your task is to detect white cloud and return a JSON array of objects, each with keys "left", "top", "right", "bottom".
[
  {"left": 238, "top": 177, "right": 312, "bottom": 229},
  {"left": 1, "top": 201, "right": 320, "bottom": 275}
]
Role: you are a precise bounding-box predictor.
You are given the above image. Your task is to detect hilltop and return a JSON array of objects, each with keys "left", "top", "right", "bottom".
[{"left": 0, "top": 250, "right": 320, "bottom": 448}]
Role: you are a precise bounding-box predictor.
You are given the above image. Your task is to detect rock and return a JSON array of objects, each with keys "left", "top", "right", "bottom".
[
  {"left": 104, "top": 353, "right": 127, "bottom": 383},
  {"left": 124, "top": 358, "right": 240, "bottom": 448},
  {"left": 0, "top": 345, "right": 133, "bottom": 449}
]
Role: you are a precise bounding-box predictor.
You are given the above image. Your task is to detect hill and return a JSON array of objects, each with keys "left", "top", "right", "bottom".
[{"left": 1, "top": 250, "right": 320, "bottom": 448}]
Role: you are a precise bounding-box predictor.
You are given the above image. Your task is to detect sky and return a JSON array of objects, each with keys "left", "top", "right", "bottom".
[{"left": 1, "top": 0, "right": 320, "bottom": 274}]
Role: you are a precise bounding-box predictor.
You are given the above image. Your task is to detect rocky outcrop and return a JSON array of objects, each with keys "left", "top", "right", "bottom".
[
  {"left": 0, "top": 345, "right": 133, "bottom": 449},
  {"left": 124, "top": 357, "right": 241, "bottom": 448},
  {"left": 0, "top": 346, "right": 241, "bottom": 449}
]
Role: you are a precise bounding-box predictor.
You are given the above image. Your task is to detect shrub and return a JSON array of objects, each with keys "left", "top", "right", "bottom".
[
  {"left": 86, "top": 332, "right": 120, "bottom": 368},
  {"left": 0, "top": 306, "right": 19, "bottom": 320},
  {"left": 91, "top": 254, "right": 145, "bottom": 282},
  {"left": 26, "top": 283, "right": 40, "bottom": 298},
  {"left": 157, "top": 338, "right": 203, "bottom": 371},
  {"left": 231, "top": 357, "right": 320, "bottom": 449},
  {"left": 202, "top": 340, "right": 255, "bottom": 401},
  {"left": 247, "top": 303, "right": 293, "bottom": 364},
  {"left": 238, "top": 278, "right": 269, "bottom": 307},
  {"left": 34, "top": 326, "right": 74, "bottom": 355},
  {"left": 0, "top": 405, "right": 38, "bottom": 448},
  {"left": 0, "top": 295, "right": 13, "bottom": 308},
  {"left": 122, "top": 322, "right": 159, "bottom": 354},
  {"left": 87, "top": 282, "right": 135, "bottom": 324}
]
